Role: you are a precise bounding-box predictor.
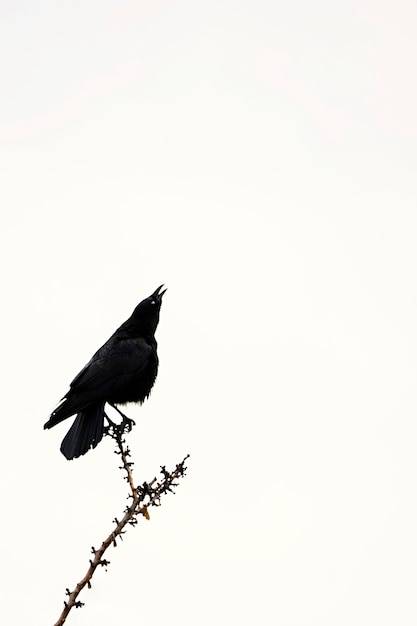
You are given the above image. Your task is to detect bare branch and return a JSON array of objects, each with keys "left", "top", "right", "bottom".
[{"left": 53, "top": 418, "right": 189, "bottom": 626}]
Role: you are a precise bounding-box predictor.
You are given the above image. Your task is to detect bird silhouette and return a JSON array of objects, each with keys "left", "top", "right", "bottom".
[{"left": 44, "top": 285, "right": 166, "bottom": 459}]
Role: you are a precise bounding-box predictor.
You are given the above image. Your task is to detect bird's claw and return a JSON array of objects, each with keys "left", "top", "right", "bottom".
[{"left": 108, "top": 404, "right": 136, "bottom": 433}]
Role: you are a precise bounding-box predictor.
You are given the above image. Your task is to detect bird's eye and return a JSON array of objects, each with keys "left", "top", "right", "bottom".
[{"left": 150, "top": 299, "right": 156, "bottom": 305}]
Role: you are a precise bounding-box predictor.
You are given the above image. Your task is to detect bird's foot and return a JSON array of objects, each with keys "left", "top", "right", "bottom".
[{"left": 109, "top": 404, "right": 136, "bottom": 432}]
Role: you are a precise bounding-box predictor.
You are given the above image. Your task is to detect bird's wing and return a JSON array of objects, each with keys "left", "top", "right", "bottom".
[
  {"left": 70, "top": 336, "right": 153, "bottom": 396},
  {"left": 51, "top": 337, "right": 154, "bottom": 420}
]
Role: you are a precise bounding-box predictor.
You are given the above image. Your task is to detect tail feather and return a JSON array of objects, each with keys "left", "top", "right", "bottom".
[
  {"left": 44, "top": 396, "right": 88, "bottom": 430},
  {"left": 60, "top": 403, "right": 105, "bottom": 460}
]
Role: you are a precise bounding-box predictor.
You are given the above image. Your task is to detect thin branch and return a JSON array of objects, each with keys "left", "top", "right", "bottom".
[
  {"left": 106, "top": 412, "right": 137, "bottom": 497},
  {"left": 53, "top": 418, "right": 189, "bottom": 626}
]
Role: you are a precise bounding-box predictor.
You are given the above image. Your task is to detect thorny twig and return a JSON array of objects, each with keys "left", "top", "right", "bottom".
[{"left": 53, "top": 416, "right": 189, "bottom": 626}]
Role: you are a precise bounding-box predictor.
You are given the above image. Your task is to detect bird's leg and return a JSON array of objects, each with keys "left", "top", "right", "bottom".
[
  {"left": 104, "top": 411, "right": 117, "bottom": 428},
  {"left": 109, "top": 403, "right": 136, "bottom": 432}
]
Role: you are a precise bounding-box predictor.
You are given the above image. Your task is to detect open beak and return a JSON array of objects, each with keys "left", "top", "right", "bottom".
[{"left": 151, "top": 284, "right": 167, "bottom": 301}]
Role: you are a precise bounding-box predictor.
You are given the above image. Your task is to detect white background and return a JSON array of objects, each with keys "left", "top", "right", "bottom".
[{"left": 1, "top": 1, "right": 417, "bottom": 624}]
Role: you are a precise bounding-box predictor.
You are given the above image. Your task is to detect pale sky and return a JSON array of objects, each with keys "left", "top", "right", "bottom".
[{"left": 2, "top": 1, "right": 417, "bottom": 624}]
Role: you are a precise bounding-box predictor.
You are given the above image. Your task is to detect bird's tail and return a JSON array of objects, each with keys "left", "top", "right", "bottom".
[{"left": 60, "top": 403, "right": 106, "bottom": 460}]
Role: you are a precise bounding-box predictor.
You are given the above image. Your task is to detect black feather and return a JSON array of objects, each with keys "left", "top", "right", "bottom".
[
  {"left": 60, "top": 403, "right": 105, "bottom": 460},
  {"left": 44, "top": 286, "right": 166, "bottom": 460}
]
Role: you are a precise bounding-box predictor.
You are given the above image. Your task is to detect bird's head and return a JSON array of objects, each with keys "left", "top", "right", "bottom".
[{"left": 129, "top": 285, "right": 167, "bottom": 335}]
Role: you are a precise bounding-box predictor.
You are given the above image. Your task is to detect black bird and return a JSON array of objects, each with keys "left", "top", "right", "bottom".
[{"left": 44, "top": 285, "right": 166, "bottom": 460}]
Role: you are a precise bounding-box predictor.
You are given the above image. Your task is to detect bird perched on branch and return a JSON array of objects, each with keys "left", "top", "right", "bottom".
[{"left": 44, "top": 285, "right": 166, "bottom": 460}]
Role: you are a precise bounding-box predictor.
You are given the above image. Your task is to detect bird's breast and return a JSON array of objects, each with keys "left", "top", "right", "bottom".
[{"left": 107, "top": 351, "right": 159, "bottom": 405}]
